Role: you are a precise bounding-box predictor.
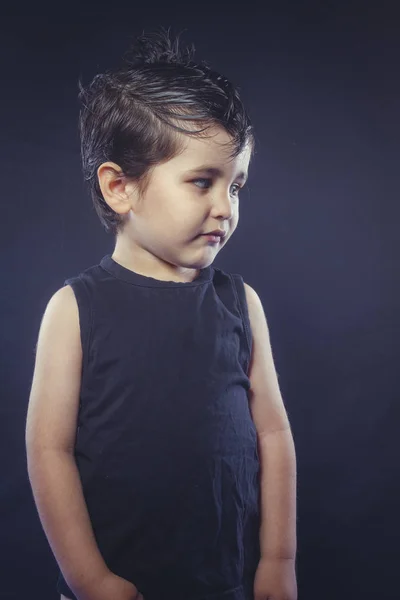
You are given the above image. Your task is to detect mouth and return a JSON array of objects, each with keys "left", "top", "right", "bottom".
[
  {"left": 201, "top": 234, "right": 224, "bottom": 243},
  {"left": 200, "top": 229, "right": 227, "bottom": 239}
]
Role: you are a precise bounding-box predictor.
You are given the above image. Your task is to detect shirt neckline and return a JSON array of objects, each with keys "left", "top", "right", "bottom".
[{"left": 99, "top": 254, "right": 213, "bottom": 288}]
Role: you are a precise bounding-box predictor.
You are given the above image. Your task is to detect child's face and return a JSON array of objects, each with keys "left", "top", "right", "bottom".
[{"left": 114, "top": 125, "right": 251, "bottom": 273}]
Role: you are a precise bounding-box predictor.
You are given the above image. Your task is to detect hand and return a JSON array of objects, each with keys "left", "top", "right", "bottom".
[
  {"left": 77, "top": 570, "right": 144, "bottom": 600},
  {"left": 253, "top": 556, "right": 297, "bottom": 600}
]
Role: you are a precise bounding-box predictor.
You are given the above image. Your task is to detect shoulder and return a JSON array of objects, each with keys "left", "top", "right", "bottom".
[
  {"left": 36, "top": 286, "right": 81, "bottom": 360},
  {"left": 243, "top": 281, "right": 259, "bottom": 305},
  {"left": 38, "top": 286, "right": 80, "bottom": 349},
  {"left": 44, "top": 285, "right": 79, "bottom": 317},
  {"left": 243, "top": 282, "right": 270, "bottom": 335}
]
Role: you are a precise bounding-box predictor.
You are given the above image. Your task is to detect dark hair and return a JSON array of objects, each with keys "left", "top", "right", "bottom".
[{"left": 78, "top": 26, "right": 255, "bottom": 235}]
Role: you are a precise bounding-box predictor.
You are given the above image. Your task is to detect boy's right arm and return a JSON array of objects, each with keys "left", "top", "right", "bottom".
[{"left": 25, "top": 285, "right": 109, "bottom": 597}]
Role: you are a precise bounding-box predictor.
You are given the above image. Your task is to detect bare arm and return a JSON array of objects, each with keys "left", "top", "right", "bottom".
[
  {"left": 244, "top": 282, "right": 297, "bottom": 560},
  {"left": 25, "top": 286, "right": 109, "bottom": 596},
  {"left": 257, "top": 428, "right": 297, "bottom": 559}
]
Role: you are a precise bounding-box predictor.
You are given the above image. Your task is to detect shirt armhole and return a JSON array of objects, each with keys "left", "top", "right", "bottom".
[
  {"left": 230, "top": 273, "right": 253, "bottom": 374},
  {"left": 63, "top": 275, "right": 93, "bottom": 381}
]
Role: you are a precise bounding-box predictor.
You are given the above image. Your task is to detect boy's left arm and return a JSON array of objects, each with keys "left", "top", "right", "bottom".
[{"left": 244, "top": 282, "right": 297, "bottom": 600}]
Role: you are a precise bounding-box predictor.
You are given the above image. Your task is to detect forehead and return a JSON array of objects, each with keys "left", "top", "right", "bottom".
[{"left": 173, "top": 125, "right": 252, "bottom": 172}]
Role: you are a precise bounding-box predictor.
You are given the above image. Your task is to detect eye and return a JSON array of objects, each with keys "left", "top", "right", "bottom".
[
  {"left": 192, "top": 179, "right": 242, "bottom": 196},
  {"left": 193, "top": 178, "right": 212, "bottom": 189},
  {"left": 230, "top": 184, "right": 241, "bottom": 196}
]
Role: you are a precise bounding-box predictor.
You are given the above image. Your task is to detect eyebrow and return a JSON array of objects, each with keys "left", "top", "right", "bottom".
[{"left": 186, "top": 166, "right": 248, "bottom": 182}]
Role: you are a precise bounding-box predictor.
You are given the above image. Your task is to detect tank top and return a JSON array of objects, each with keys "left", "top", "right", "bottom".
[{"left": 56, "top": 254, "right": 261, "bottom": 600}]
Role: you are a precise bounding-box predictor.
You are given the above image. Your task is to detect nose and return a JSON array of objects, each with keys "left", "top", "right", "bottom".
[{"left": 211, "top": 192, "right": 235, "bottom": 220}]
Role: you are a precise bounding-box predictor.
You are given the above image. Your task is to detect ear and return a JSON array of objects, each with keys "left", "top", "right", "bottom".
[{"left": 97, "top": 161, "right": 139, "bottom": 216}]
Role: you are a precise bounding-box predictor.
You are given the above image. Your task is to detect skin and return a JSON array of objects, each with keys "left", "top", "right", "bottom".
[{"left": 97, "top": 125, "right": 252, "bottom": 283}]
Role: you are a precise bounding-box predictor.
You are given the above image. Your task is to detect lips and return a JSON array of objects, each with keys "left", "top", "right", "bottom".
[{"left": 202, "top": 231, "right": 226, "bottom": 239}]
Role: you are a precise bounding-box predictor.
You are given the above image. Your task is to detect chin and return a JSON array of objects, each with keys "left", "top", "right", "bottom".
[
  {"left": 201, "top": 254, "right": 218, "bottom": 267},
  {"left": 189, "top": 254, "right": 216, "bottom": 269}
]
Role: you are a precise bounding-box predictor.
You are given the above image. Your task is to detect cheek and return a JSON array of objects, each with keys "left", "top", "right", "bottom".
[
  {"left": 231, "top": 208, "right": 239, "bottom": 226},
  {"left": 166, "top": 195, "right": 201, "bottom": 222},
  {"left": 157, "top": 204, "right": 194, "bottom": 236}
]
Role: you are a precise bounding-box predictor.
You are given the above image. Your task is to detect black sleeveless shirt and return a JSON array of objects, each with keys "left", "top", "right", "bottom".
[{"left": 56, "top": 255, "right": 261, "bottom": 600}]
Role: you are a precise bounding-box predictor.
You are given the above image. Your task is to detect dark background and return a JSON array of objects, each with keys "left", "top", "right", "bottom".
[{"left": 1, "top": 2, "right": 399, "bottom": 599}]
